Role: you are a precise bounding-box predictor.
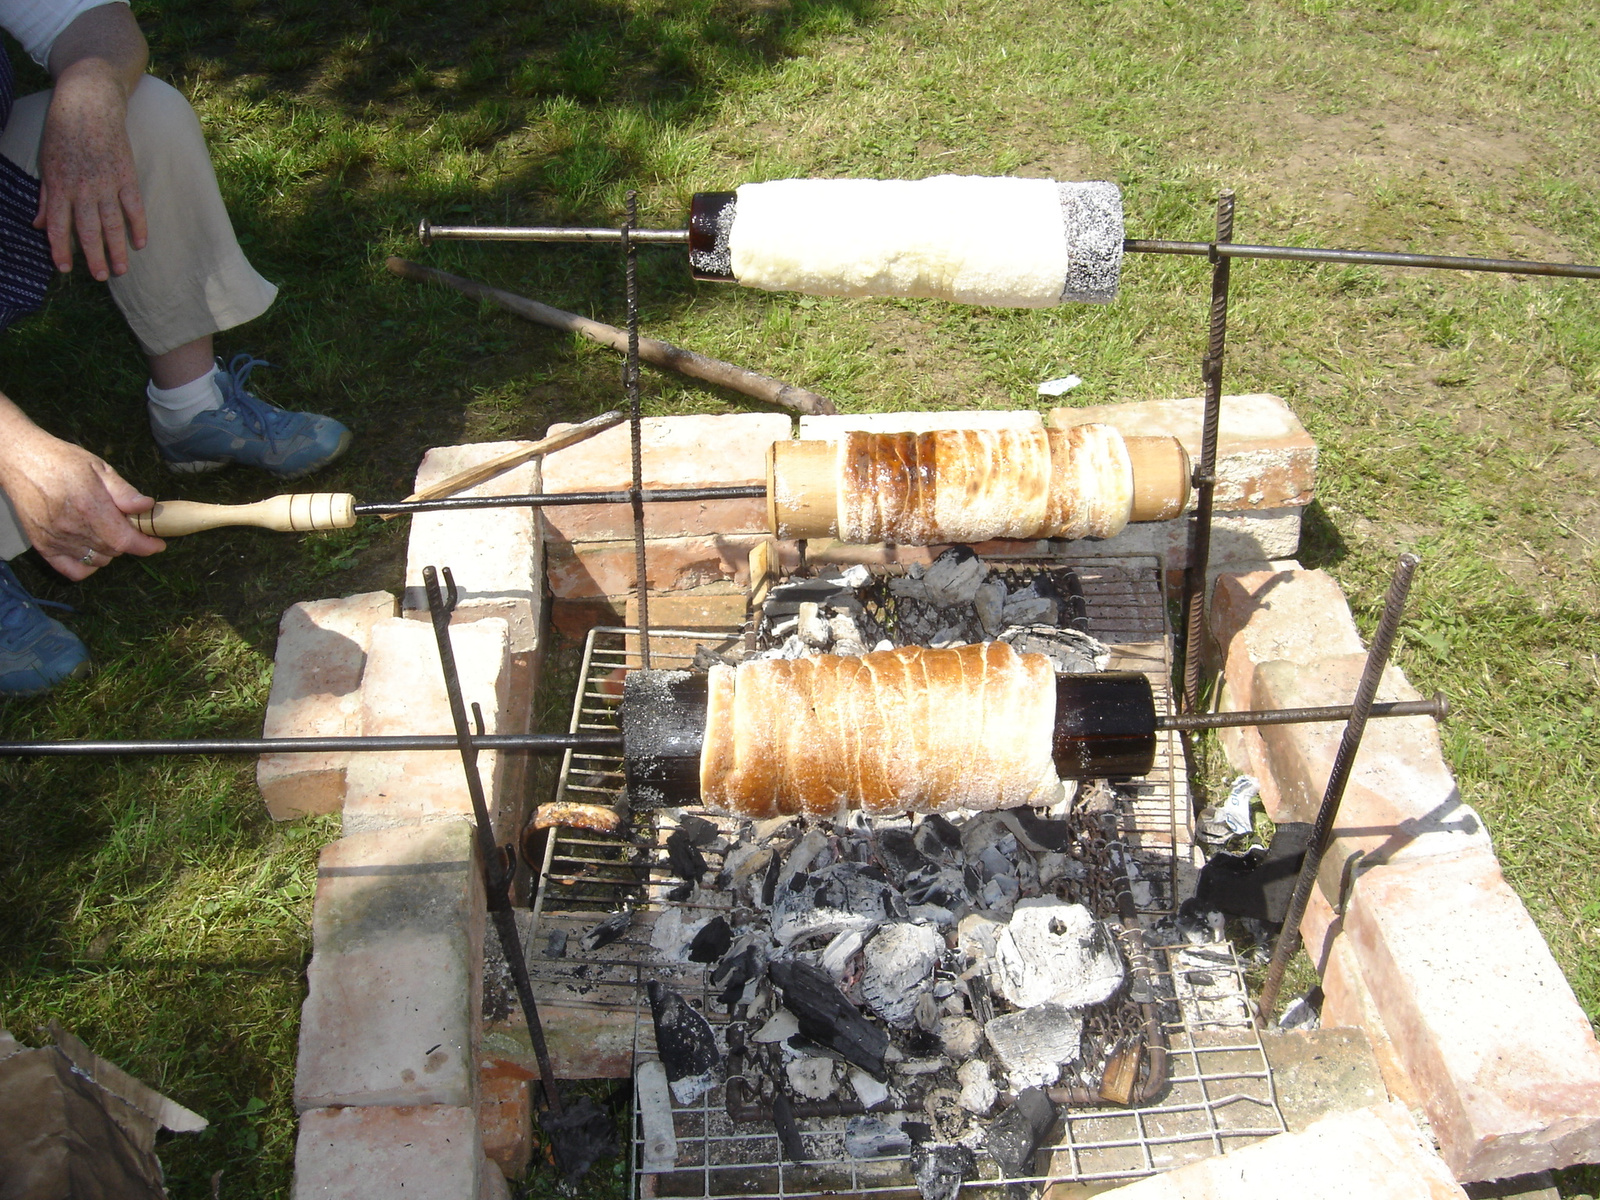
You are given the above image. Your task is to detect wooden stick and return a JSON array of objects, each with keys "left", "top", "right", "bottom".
[
  {"left": 130, "top": 493, "right": 357, "bottom": 537},
  {"left": 381, "top": 408, "right": 627, "bottom": 519},
  {"left": 385, "top": 257, "right": 838, "bottom": 416}
]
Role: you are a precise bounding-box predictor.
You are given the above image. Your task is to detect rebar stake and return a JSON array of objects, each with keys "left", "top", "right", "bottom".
[
  {"left": 1179, "top": 189, "right": 1234, "bottom": 713},
  {"left": 624, "top": 190, "right": 651, "bottom": 670},
  {"left": 1255, "top": 551, "right": 1421, "bottom": 1025}
]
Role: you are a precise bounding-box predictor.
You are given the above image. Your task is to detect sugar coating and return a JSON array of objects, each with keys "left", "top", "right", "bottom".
[{"left": 731, "top": 176, "right": 1080, "bottom": 308}]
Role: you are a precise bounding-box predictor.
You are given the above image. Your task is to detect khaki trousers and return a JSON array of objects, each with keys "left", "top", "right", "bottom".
[{"left": 0, "top": 74, "right": 277, "bottom": 560}]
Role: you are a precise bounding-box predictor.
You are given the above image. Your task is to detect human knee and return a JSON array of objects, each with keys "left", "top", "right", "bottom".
[{"left": 124, "top": 75, "right": 207, "bottom": 165}]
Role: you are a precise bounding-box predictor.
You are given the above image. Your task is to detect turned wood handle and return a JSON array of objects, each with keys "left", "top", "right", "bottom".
[{"left": 130, "top": 493, "right": 358, "bottom": 537}]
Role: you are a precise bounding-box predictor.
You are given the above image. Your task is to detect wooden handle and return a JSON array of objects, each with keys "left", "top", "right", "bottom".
[
  {"left": 130, "top": 493, "right": 357, "bottom": 537},
  {"left": 383, "top": 409, "right": 627, "bottom": 519}
]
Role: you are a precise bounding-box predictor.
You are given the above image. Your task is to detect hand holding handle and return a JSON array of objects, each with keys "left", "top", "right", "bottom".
[{"left": 129, "top": 493, "right": 357, "bottom": 537}]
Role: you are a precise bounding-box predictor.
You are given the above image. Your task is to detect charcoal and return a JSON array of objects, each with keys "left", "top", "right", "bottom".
[
  {"left": 581, "top": 910, "right": 632, "bottom": 952},
  {"left": 923, "top": 546, "right": 986, "bottom": 606},
  {"left": 860, "top": 923, "right": 944, "bottom": 1027},
  {"left": 771, "top": 1088, "right": 806, "bottom": 1161},
  {"left": 647, "top": 981, "right": 720, "bottom": 1100},
  {"left": 688, "top": 916, "right": 733, "bottom": 964},
  {"left": 902, "top": 865, "right": 968, "bottom": 909},
  {"left": 666, "top": 829, "right": 708, "bottom": 882},
  {"left": 677, "top": 814, "right": 721, "bottom": 846},
  {"left": 902, "top": 1121, "right": 934, "bottom": 1144},
  {"left": 974, "top": 576, "right": 1006, "bottom": 637},
  {"left": 1002, "top": 810, "right": 1076, "bottom": 853},
  {"left": 998, "top": 623, "right": 1108, "bottom": 673},
  {"left": 876, "top": 827, "right": 929, "bottom": 880},
  {"left": 909, "top": 1142, "right": 977, "bottom": 1200},
  {"left": 712, "top": 943, "right": 761, "bottom": 1009},
  {"left": 769, "top": 960, "right": 889, "bottom": 1080},
  {"left": 770, "top": 861, "right": 906, "bottom": 947},
  {"left": 914, "top": 814, "right": 963, "bottom": 860},
  {"left": 956, "top": 1059, "right": 996, "bottom": 1114},
  {"left": 985, "top": 1087, "right": 1056, "bottom": 1176},
  {"left": 666, "top": 882, "right": 693, "bottom": 902},
  {"left": 993, "top": 898, "right": 1124, "bottom": 1009},
  {"left": 1188, "top": 822, "right": 1314, "bottom": 924},
  {"left": 543, "top": 927, "right": 568, "bottom": 958},
  {"left": 845, "top": 1115, "right": 912, "bottom": 1158},
  {"left": 761, "top": 852, "right": 783, "bottom": 907}
]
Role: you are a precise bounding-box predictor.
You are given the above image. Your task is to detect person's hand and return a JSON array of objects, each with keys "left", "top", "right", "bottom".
[
  {"left": 0, "top": 422, "right": 164, "bottom": 580},
  {"left": 33, "top": 65, "right": 147, "bottom": 281}
]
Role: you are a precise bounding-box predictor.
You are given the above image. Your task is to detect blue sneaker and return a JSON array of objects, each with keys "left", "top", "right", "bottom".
[
  {"left": 0, "top": 561, "right": 91, "bottom": 696},
  {"left": 152, "top": 355, "right": 352, "bottom": 479}
]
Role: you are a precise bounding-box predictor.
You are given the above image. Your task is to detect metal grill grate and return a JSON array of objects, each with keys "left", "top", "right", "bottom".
[{"left": 525, "top": 555, "right": 1288, "bottom": 1197}]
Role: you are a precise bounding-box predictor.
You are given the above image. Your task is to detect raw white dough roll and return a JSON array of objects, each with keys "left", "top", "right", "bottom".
[
  {"left": 699, "top": 643, "right": 1061, "bottom": 819},
  {"left": 729, "top": 176, "right": 1122, "bottom": 307}
]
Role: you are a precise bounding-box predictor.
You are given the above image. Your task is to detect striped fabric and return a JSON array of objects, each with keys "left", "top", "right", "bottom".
[{"left": 0, "top": 50, "right": 54, "bottom": 332}]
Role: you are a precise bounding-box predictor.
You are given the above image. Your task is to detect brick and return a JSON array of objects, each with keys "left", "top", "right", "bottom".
[
  {"left": 480, "top": 1157, "right": 512, "bottom": 1200},
  {"left": 624, "top": 586, "right": 748, "bottom": 631},
  {"left": 1252, "top": 654, "right": 1492, "bottom": 899},
  {"left": 1207, "top": 564, "right": 1364, "bottom": 710},
  {"left": 403, "top": 442, "right": 543, "bottom": 653},
  {"left": 342, "top": 618, "right": 515, "bottom": 839},
  {"left": 479, "top": 1059, "right": 533, "bottom": 1180},
  {"left": 540, "top": 413, "right": 792, "bottom": 545},
  {"left": 482, "top": 1001, "right": 642, "bottom": 1079},
  {"left": 1343, "top": 853, "right": 1600, "bottom": 1180},
  {"left": 1056, "top": 507, "right": 1303, "bottom": 569},
  {"left": 258, "top": 592, "right": 396, "bottom": 821},
  {"left": 797, "top": 409, "right": 1045, "bottom": 437},
  {"left": 295, "top": 821, "right": 485, "bottom": 1112},
  {"left": 1091, "top": 1101, "right": 1465, "bottom": 1199},
  {"left": 1260, "top": 1027, "right": 1388, "bottom": 1133},
  {"left": 545, "top": 534, "right": 772, "bottom": 598},
  {"left": 292, "top": 1104, "right": 481, "bottom": 1199},
  {"left": 1321, "top": 932, "right": 1421, "bottom": 1110},
  {"left": 1051, "top": 393, "right": 1317, "bottom": 511}
]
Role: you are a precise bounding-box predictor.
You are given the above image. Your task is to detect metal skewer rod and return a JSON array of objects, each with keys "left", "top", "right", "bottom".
[
  {"left": 420, "top": 218, "right": 1600, "bottom": 280},
  {"left": 355, "top": 484, "right": 766, "bottom": 515},
  {"left": 0, "top": 694, "right": 1442, "bottom": 758}
]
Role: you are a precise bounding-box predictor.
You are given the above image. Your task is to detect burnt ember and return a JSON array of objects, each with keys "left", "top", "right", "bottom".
[
  {"left": 688, "top": 915, "right": 733, "bottom": 964},
  {"left": 648, "top": 982, "right": 720, "bottom": 1102},
  {"left": 909, "top": 1142, "right": 977, "bottom": 1200},
  {"left": 581, "top": 910, "right": 631, "bottom": 952},
  {"left": 769, "top": 960, "right": 889, "bottom": 1080},
  {"left": 771, "top": 1089, "right": 806, "bottom": 1161},
  {"left": 986, "top": 1087, "right": 1057, "bottom": 1176},
  {"left": 1188, "top": 821, "right": 1314, "bottom": 925},
  {"left": 666, "top": 828, "right": 708, "bottom": 882}
]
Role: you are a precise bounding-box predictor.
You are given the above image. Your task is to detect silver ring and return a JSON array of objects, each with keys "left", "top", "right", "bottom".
[{"left": 80, "top": 550, "right": 96, "bottom": 566}]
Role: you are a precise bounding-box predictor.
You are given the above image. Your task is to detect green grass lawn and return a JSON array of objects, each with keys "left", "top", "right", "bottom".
[{"left": 1, "top": 0, "right": 1597, "bottom": 1194}]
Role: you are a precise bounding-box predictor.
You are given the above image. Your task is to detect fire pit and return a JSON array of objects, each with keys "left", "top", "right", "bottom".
[{"left": 508, "top": 555, "right": 1292, "bottom": 1197}]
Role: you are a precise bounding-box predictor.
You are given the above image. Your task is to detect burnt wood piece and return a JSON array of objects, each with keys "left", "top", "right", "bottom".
[
  {"left": 622, "top": 670, "right": 708, "bottom": 810},
  {"left": 580, "top": 910, "right": 631, "bottom": 952},
  {"left": 676, "top": 814, "right": 720, "bottom": 845},
  {"left": 713, "top": 943, "right": 761, "bottom": 1009},
  {"left": 909, "top": 1143, "right": 977, "bottom": 1200},
  {"left": 647, "top": 981, "right": 721, "bottom": 1082},
  {"left": 768, "top": 960, "right": 888, "bottom": 1081},
  {"left": 771, "top": 1088, "right": 806, "bottom": 1161},
  {"left": 666, "top": 828, "right": 708, "bottom": 882},
  {"left": 986, "top": 1087, "right": 1057, "bottom": 1176},
  {"left": 688, "top": 915, "right": 733, "bottom": 964},
  {"left": 1188, "top": 822, "right": 1315, "bottom": 924}
]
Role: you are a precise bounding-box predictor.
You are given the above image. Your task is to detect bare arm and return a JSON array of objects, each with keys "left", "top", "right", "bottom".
[
  {"left": 0, "top": 395, "right": 164, "bottom": 579},
  {"left": 35, "top": 3, "right": 150, "bottom": 281}
]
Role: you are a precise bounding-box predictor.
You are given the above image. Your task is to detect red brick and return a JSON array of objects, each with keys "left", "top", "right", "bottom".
[
  {"left": 1344, "top": 852, "right": 1600, "bottom": 1180},
  {"left": 293, "top": 1104, "right": 480, "bottom": 1199},
  {"left": 295, "top": 821, "right": 485, "bottom": 1112},
  {"left": 479, "top": 1059, "right": 533, "bottom": 1180},
  {"left": 482, "top": 1000, "right": 641, "bottom": 1079},
  {"left": 342, "top": 618, "right": 516, "bottom": 839},
  {"left": 540, "top": 413, "right": 791, "bottom": 544},
  {"left": 545, "top": 534, "right": 772, "bottom": 598},
  {"left": 258, "top": 592, "right": 396, "bottom": 820},
  {"left": 403, "top": 442, "right": 543, "bottom": 653},
  {"left": 1252, "top": 654, "right": 1491, "bottom": 898},
  {"left": 1051, "top": 393, "right": 1317, "bottom": 511},
  {"left": 1091, "top": 1101, "right": 1464, "bottom": 1198},
  {"left": 1206, "top": 565, "right": 1364, "bottom": 710}
]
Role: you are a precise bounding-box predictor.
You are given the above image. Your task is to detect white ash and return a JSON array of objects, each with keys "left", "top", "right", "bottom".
[
  {"left": 849, "top": 1067, "right": 891, "bottom": 1109},
  {"left": 956, "top": 1059, "right": 997, "bottom": 1115},
  {"left": 986, "top": 1002, "right": 1085, "bottom": 1089},
  {"left": 797, "top": 601, "right": 832, "bottom": 648},
  {"left": 845, "top": 1115, "right": 911, "bottom": 1158},
  {"left": 820, "top": 929, "right": 866, "bottom": 979},
  {"left": 753, "top": 1010, "right": 801, "bottom": 1044},
  {"left": 771, "top": 860, "right": 908, "bottom": 947},
  {"left": 938, "top": 1015, "right": 984, "bottom": 1058},
  {"left": 650, "top": 908, "right": 714, "bottom": 961},
  {"left": 861, "top": 923, "right": 945, "bottom": 1027},
  {"left": 787, "top": 1056, "right": 838, "bottom": 1100},
  {"left": 993, "top": 898, "right": 1124, "bottom": 1009}
]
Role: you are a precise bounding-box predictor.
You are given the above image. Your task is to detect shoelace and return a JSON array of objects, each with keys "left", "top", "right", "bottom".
[{"left": 216, "top": 354, "right": 296, "bottom": 449}]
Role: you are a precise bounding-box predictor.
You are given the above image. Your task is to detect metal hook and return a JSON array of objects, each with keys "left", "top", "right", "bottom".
[
  {"left": 441, "top": 566, "right": 460, "bottom": 613},
  {"left": 471, "top": 702, "right": 486, "bottom": 737}
]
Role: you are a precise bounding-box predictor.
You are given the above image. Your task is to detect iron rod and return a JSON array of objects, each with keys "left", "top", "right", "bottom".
[
  {"left": 419, "top": 220, "right": 1600, "bottom": 280},
  {"left": 352, "top": 484, "right": 766, "bottom": 516},
  {"left": 1160, "top": 694, "right": 1444, "bottom": 732},
  {"left": 0, "top": 732, "right": 624, "bottom": 757},
  {"left": 1179, "top": 190, "right": 1234, "bottom": 712},
  {"left": 1255, "top": 552, "right": 1421, "bottom": 1024},
  {"left": 624, "top": 190, "right": 652, "bottom": 671}
]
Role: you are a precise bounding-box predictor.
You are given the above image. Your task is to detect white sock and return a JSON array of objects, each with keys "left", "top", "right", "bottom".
[{"left": 147, "top": 369, "right": 224, "bottom": 431}]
